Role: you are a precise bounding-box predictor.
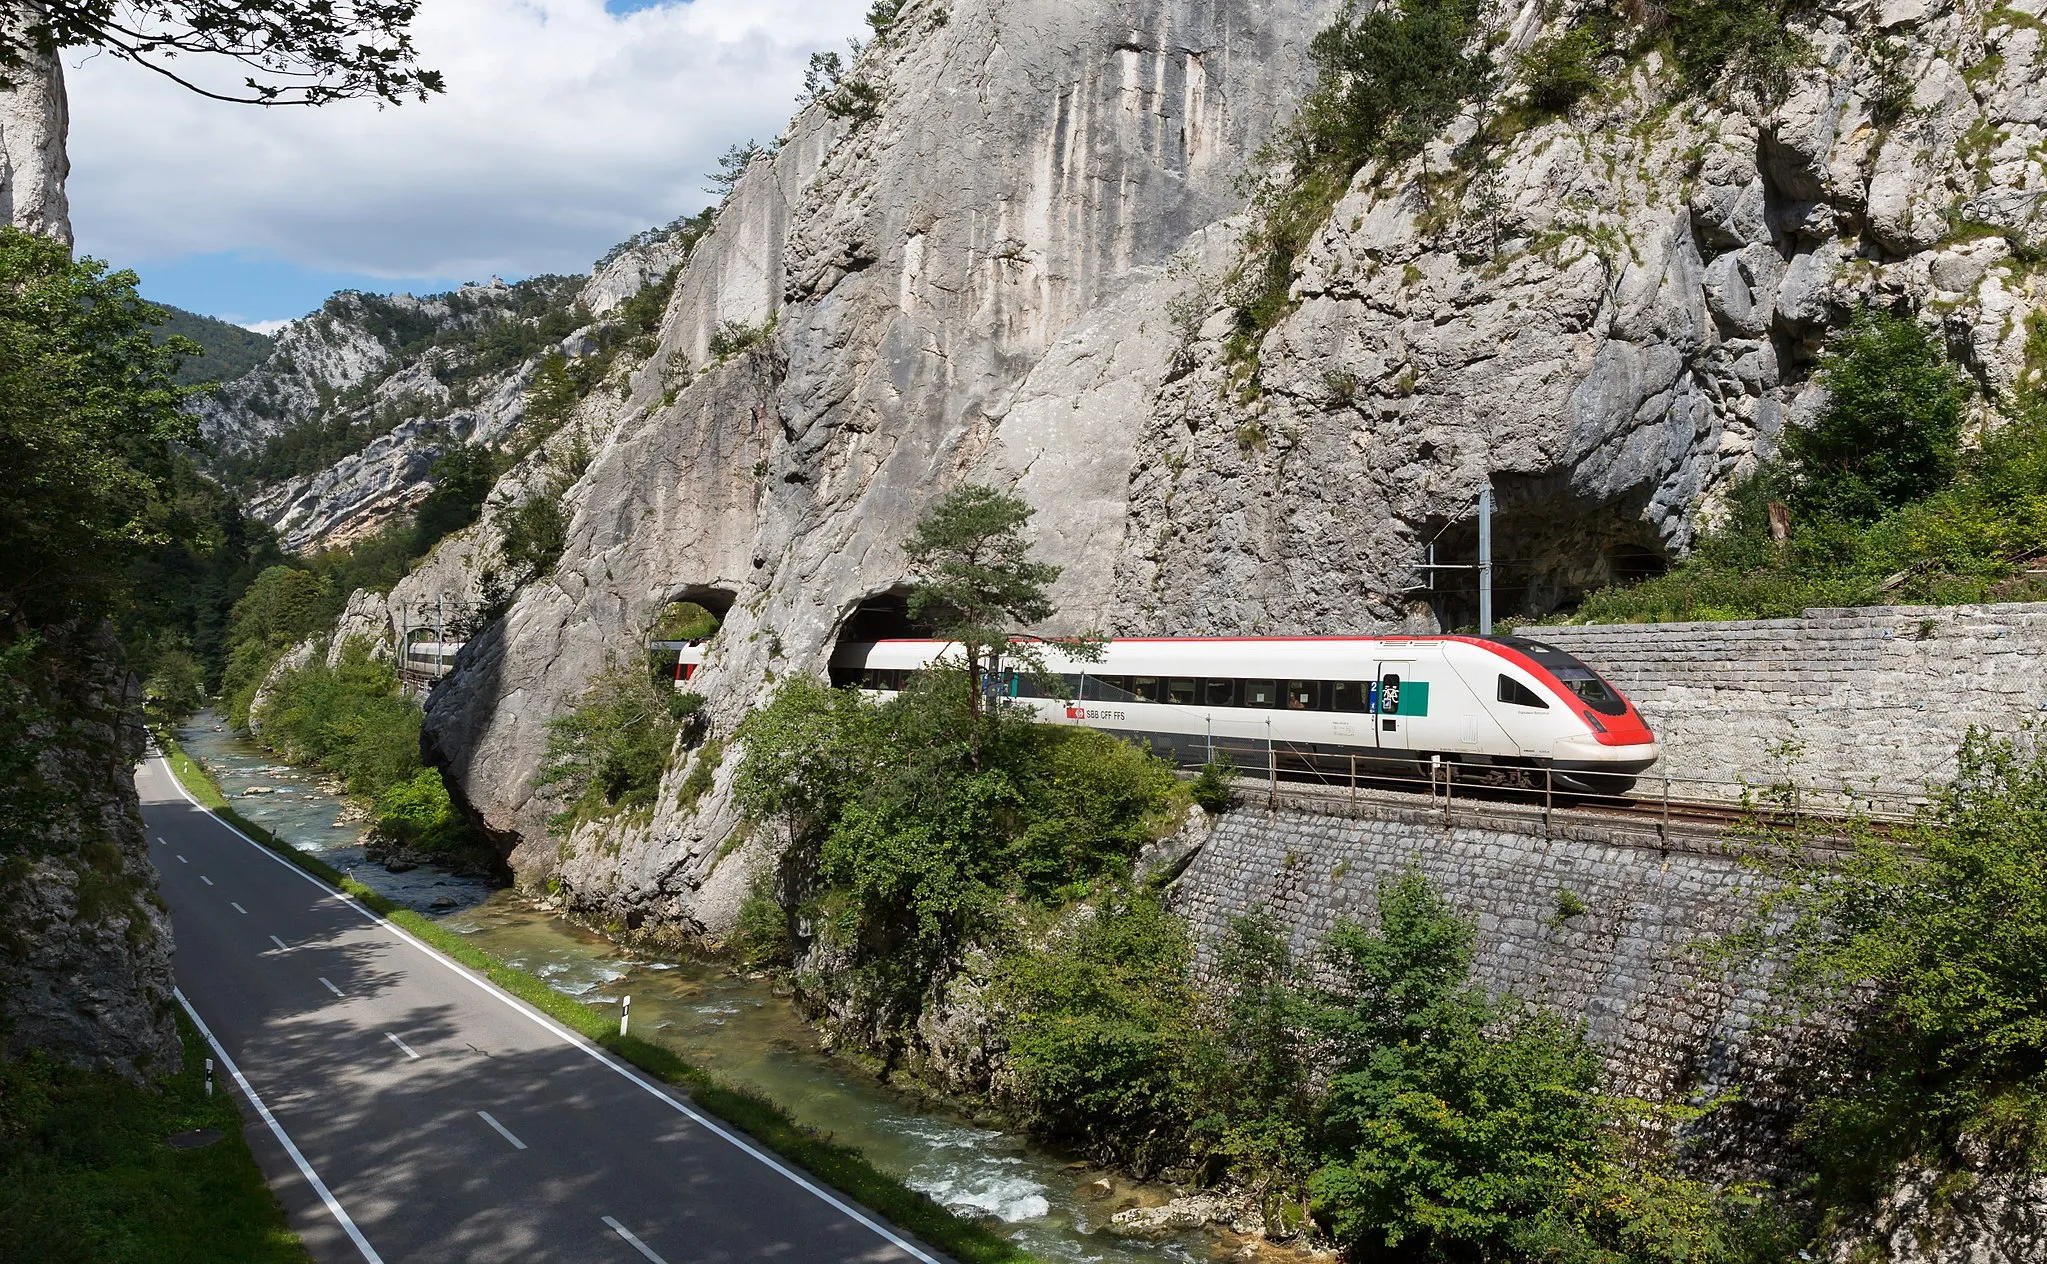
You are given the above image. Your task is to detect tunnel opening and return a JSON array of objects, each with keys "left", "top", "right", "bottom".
[
  {"left": 649, "top": 586, "right": 737, "bottom": 686},
  {"left": 1414, "top": 475, "right": 1671, "bottom": 631},
  {"left": 827, "top": 589, "right": 934, "bottom": 687}
]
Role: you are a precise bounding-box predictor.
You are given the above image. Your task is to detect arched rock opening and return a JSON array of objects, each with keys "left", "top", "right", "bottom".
[{"left": 1415, "top": 475, "right": 1669, "bottom": 630}]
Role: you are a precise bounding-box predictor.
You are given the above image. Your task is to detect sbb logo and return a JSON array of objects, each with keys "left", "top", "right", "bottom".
[{"left": 1066, "top": 706, "right": 1084, "bottom": 719}]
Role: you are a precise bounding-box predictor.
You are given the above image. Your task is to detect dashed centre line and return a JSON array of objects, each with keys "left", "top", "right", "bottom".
[
  {"left": 601, "top": 1216, "right": 668, "bottom": 1263},
  {"left": 200, "top": 875, "right": 214, "bottom": 886},
  {"left": 231, "top": 902, "right": 248, "bottom": 915},
  {"left": 176, "top": 854, "right": 187, "bottom": 864},
  {"left": 477, "top": 1110, "right": 527, "bottom": 1150},
  {"left": 318, "top": 977, "right": 345, "bottom": 998},
  {"left": 269, "top": 934, "right": 289, "bottom": 952},
  {"left": 384, "top": 1032, "right": 420, "bottom": 1061}
]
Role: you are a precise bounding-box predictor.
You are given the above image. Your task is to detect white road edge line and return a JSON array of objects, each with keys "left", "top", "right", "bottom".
[
  {"left": 231, "top": 902, "right": 248, "bottom": 914},
  {"left": 601, "top": 1216, "right": 668, "bottom": 1264},
  {"left": 269, "top": 934, "right": 289, "bottom": 952},
  {"left": 174, "top": 988, "right": 384, "bottom": 1264},
  {"left": 319, "top": 977, "right": 344, "bottom": 998},
  {"left": 476, "top": 1110, "right": 526, "bottom": 1150},
  {"left": 384, "top": 1032, "right": 421, "bottom": 1061},
  {"left": 155, "top": 757, "right": 944, "bottom": 1264}
]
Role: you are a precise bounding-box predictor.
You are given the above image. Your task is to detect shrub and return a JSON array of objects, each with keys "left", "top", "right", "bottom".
[
  {"left": 990, "top": 891, "right": 1195, "bottom": 1173},
  {"left": 651, "top": 600, "right": 721, "bottom": 642},
  {"left": 1662, "top": 0, "right": 1810, "bottom": 105},
  {"left": 1518, "top": 27, "right": 1605, "bottom": 114},
  {"left": 1743, "top": 730, "right": 2047, "bottom": 1196},
  {"left": 708, "top": 319, "right": 769, "bottom": 361},
  {"left": 1011, "top": 725, "right": 1181, "bottom": 898},
  {"left": 1191, "top": 757, "right": 1237, "bottom": 813},
  {"left": 1787, "top": 309, "right": 1970, "bottom": 525},
  {"left": 253, "top": 638, "right": 423, "bottom": 800},
  {"left": 537, "top": 654, "right": 682, "bottom": 830}
]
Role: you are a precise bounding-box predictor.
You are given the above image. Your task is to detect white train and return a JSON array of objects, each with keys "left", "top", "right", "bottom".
[
  {"left": 401, "top": 640, "right": 463, "bottom": 673},
  {"left": 829, "top": 635, "right": 1660, "bottom": 794}
]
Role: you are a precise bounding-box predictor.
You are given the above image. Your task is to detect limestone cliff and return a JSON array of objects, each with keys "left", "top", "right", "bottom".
[
  {"left": 420, "top": 0, "right": 2047, "bottom": 937},
  {"left": 0, "top": 35, "right": 68, "bottom": 243}
]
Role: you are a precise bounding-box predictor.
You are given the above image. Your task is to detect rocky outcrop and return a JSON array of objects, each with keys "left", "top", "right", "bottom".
[
  {"left": 0, "top": 30, "right": 69, "bottom": 242},
  {"left": 424, "top": 0, "right": 1333, "bottom": 910},
  {"left": 0, "top": 627, "right": 179, "bottom": 1079},
  {"left": 417, "top": 0, "right": 2047, "bottom": 935}
]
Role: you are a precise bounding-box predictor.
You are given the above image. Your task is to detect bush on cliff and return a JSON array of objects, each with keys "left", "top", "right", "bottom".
[{"left": 537, "top": 652, "right": 693, "bottom": 831}]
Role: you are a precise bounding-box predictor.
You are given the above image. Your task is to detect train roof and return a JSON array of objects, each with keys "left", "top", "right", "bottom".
[{"left": 835, "top": 635, "right": 1598, "bottom": 677}]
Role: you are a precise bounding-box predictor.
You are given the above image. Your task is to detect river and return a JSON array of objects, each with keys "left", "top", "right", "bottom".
[{"left": 174, "top": 714, "right": 1256, "bottom": 1263}]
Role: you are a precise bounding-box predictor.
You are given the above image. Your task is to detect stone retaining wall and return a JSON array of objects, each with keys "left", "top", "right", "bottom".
[
  {"left": 1171, "top": 793, "right": 1825, "bottom": 1151},
  {"left": 1521, "top": 603, "right": 2047, "bottom": 803}
]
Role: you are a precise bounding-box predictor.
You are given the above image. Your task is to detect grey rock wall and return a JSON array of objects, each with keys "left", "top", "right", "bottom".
[
  {"left": 0, "top": 32, "right": 68, "bottom": 242},
  {"left": 1523, "top": 602, "right": 2047, "bottom": 802},
  {"left": 422, "top": 0, "right": 2047, "bottom": 938}
]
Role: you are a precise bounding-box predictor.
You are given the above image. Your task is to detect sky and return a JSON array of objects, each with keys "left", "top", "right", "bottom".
[{"left": 64, "top": 0, "right": 869, "bottom": 329}]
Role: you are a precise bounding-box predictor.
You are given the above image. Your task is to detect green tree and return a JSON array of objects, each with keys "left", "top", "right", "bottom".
[
  {"left": 1788, "top": 309, "right": 1971, "bottom": 525},
  {"left": 904, "top": 484, "right": 1085, "bottom": 758},
  {"left": 1744, "top": 729, "right": 2047, "bottom": 1195},
  {"left": 1306, "top": 871, "right": 1606, "bottom": 1257},
  {"left": 409, "top": 439, "right": 497, "bottom": 555},
  {"left": 536, "top": 654, "right": 684, "bottom": 828},
  {"left": 0, "top": 228, "right": 202, "bottom": 628}
]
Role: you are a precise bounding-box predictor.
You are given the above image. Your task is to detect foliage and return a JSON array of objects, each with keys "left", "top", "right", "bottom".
[
  {"left": 142, "top": 644, "right": 207, "bottom": 726},
  {"left": 1786, "top": 309, "right": 1970, "bottom": 525},
  {"left": 408, "top": 438, "right": 498, "bottom": 556},
  {"left": 903, "top": 484, "right": 1080, "bottom": 749},
  {"left": 1190, "top": 757, "right": 1237, "bottom": 813},
  {"left": 254, "top": 638, "right": 419, "bottom": 799},
  {"left": 497, "top": 432, "right": 589, "bottom": 583},
  {"left": 537, "top": 654, "right": 684, "bottom": 830},
  {"left": 156, "top": 737, "right": 1035, "bottom": 1264},
  {"left": 991, "top": 891, "right": 1195, "bottom": 1173},
  {"left": 1660, "top": 0, "right": 1810, "bottom": 105},
  {"left": 708, "top": 318, "right": 770, "bottom": 360},
  {"left": 1518, "top": 27, "right": 1606, "bottom": 114},
  {"left": 1740, "top": 730, "right": 2047, "bottom": 1195},
  {"left": 0, "top": 1018, "right": 311, "bottom": 1264},
  {"left": 1307, "top": 871, "right": 1607, "bottom": 1255},
  {"left": 651, "top": 600, "right": 721, "bottom": 642},
  {"left": 707, "top": 141, "right": 763, "bottom": 198},
  {"left": 0, "top": 227, "right": 202, "bottom": 628},
  {"left": 151, "top": 303, "right": 275, "bottom": 386},
  {"left": 1182, "top": 912, "right": 1317, "bottom": 1227},
  {"left": 734, "top": 672, "right": 1182, "bottom": 1035},
  {"left": 3, "top": 0, "right": 441, "bottom": 106}
]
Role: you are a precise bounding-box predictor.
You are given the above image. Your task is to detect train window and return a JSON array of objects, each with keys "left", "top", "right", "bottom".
[
  {"left": 1202, "top": 678, "right": 1238, "bottom": 707},
  {"left": 1496, "top": 674, "right": 1549, "bottom": 709},
  {"left": 1550, "top": 666, "right": 1629, "bottom": 716},
  {"left": 1245, "top": 679, "right": 1278, "bottom": 708},
  {"left": 1167, "top": 678, "right": 1197, "bottom": 706},
  {"left": 1332, "top": 681, "right": 1369, "bottom": 712},
  {"left": 1285, "top": 680, "right": 1319, "bottom": 710},
  {"left": 1131, "top": 677, "right": 1161, "bottom": 703}
]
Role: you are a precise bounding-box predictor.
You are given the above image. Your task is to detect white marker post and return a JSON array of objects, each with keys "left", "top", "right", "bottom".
[
  {"left": 205, "top": 1057, "right": 214, "bottom": 1097},
  {"left": 620, "top": 995, "right": 631, "bottom": 1037}
]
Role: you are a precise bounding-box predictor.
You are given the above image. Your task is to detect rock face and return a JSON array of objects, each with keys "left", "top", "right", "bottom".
[
  {"left": 0, "top": 35, "right": 69, "bottom": 242},
  {"left": 0, "top": 627, "right": 179, "bottom": 1079},
  {"left": 421, "top": 0, "right": 2047, "bottom": 932}
]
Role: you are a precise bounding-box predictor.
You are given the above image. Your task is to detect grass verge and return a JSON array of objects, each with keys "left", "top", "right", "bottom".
[
  {"left": 0, "top": 1012, "right": 312, "bottom": 1264},
  {"left": 155, "top": 733, "right": 1031, "bottom": 1264}
]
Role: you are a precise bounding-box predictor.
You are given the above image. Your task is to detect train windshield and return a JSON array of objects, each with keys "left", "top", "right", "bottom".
[{"left": 1490, "top": 637, "right": 1631, "bottom": 716}]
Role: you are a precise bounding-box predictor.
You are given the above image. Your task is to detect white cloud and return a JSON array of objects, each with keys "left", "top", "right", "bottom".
[
  {"left": 65, "top": 0, "right": 866, "bottom": 281},
  {"left": 240, "top": 319, "right": 293, "bottom": 335}
]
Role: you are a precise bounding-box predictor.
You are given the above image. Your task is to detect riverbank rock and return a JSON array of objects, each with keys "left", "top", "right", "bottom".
[{"left": 1107, "top": 1192, "right": 1236, "bottom": 1237}]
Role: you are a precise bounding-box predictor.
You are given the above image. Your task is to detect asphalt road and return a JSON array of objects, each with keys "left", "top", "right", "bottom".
[{"left": 137, "top": 756, "right": 939, "bottom": 1264}]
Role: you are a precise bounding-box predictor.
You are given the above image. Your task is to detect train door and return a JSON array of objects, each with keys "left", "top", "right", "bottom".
[{"left": 1373, "top": 661, "right": 1423, "bottom": 751}]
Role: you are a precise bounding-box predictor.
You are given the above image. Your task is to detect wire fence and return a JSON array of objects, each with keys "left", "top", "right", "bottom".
[{"left": 1174, "top": 734, "right": 1934, "bottom": 842}]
